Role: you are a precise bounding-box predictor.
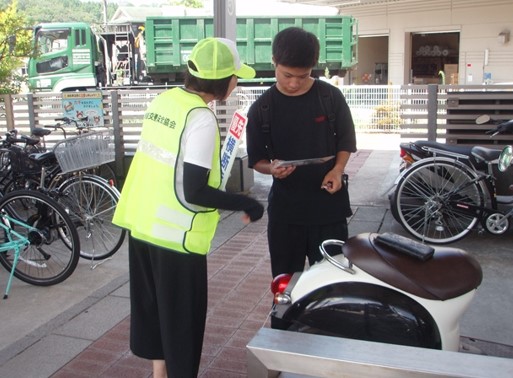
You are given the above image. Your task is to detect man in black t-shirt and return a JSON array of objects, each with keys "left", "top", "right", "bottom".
[{"left": 246, "top": 27, "right": 357, "bottom": 328}]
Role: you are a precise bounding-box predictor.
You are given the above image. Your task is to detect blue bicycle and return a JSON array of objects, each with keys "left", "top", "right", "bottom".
[{"left": 0, "top": 189, "right": 80, "bottom": 299}]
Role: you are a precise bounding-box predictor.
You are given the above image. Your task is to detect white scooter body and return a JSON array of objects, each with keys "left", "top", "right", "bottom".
[
  {"left": 291, "top": 256, "right": 476, "bottom": 351},
  {"left": 272, "top": 233, "right": 482, "bottom": 351}
]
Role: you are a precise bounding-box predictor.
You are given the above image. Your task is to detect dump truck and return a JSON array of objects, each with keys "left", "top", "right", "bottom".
[{"left": 27, "top": 15, "right": 358, "bottom": 92}]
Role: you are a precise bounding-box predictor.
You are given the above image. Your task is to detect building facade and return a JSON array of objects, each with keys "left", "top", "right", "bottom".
[{"left": 282, "top": 0, "right": 513, "bottom": 85}]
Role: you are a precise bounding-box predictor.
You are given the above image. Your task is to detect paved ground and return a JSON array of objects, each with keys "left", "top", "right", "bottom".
[{"left": 1, "top": 133, "right": 512, "bottom": 377}]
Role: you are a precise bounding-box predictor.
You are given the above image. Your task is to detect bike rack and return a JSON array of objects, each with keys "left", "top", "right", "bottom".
[{"left": 247, "top": 328, "right": 513, "bottom": 377}]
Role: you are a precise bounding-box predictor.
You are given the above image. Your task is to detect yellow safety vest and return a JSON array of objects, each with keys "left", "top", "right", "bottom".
[{"left": 113, "top": 88, "right": 221, "bottom": 254}]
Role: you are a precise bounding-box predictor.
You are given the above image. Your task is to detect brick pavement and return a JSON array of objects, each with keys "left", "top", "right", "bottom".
[{"left": 50, "top": 149, "right": 373, "bottom": 378}]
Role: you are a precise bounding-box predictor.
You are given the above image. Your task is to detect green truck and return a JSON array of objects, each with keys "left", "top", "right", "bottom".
[{"left": 28, "top": 16, "right": 358, "bottom": 92}]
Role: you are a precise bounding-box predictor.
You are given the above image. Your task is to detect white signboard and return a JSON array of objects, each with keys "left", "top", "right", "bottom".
[
  {"left": 220, "top": 110, "right": 247, "bottom": 190},
  {"left": 72, "top": 48, "right": 91, "bottom": 65}
]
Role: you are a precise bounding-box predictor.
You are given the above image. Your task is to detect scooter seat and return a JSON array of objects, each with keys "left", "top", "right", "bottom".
[
  {"left": 415, "top": 140, "right": 474, "bottom": 156},
  {"left": 343, "top": 233, "right": 483, "bottom": 301},
  {"left": 471, "top": 146, "right": 502, "bottom": 163}
]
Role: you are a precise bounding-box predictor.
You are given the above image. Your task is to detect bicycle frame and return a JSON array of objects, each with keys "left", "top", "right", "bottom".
[{"left": 0, "top": 213, "right": 39, "bottom": 299}]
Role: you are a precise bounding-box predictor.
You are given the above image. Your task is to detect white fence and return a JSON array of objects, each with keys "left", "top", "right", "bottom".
[
  {"left": 1, "top": 84, "right": 512, "bottom": 163},
  {"left": 237, "top": 84, "right": 402, "bottom": 133},
  {"left": 341, "top": 85, "right": 401, "bottom": 133}
]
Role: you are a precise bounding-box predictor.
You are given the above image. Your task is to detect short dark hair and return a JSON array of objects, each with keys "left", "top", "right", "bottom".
[
  {"left": 184, "top": 62, "right": 233, "bottom": 100},
  {"left": 272, "top": 27, "right": 320, "bottom": 68}
]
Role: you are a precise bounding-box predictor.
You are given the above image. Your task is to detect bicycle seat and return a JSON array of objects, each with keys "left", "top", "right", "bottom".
[
  {"left": 471, "top": 146, "right": 502, "bottom": 163},
  {"left": 21, "top": 135, "right": 41, "bottom": 146},
  {"left": 343, "top": 233, "right": 483, "bottom": 301},
  {"left": 32, "top": 128, "right": 52, "bottom": 137},
  {"left": 29, "top": 151, "right": 55, "bottom": 163}
]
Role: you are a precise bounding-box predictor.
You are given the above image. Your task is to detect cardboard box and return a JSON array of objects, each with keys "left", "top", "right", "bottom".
[
  {"left": 444, "top": 64, "right": 458, "bottom": 84},
  {"left": 444, "top": 64, "right": 458, "bottom": 75}
]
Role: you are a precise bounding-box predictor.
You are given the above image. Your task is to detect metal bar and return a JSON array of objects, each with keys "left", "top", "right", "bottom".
[
  {"left": 247, "top": 328, "right": 513, "bottom": 378},
  {"left": 110, "top": 90, "right": 124, "bottom": 179},
  {"left": 427, "top": 84, "right": 438, "bottom": 141},
  {"left": 27, "top": 93, "right": 35, "bottom": 131}
]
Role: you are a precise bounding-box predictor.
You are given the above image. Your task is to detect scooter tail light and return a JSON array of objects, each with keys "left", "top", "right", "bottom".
[
  {"left": 399, "top": 149, "right": 415, "bottom": 164},
  {"left": 271, "top": 273, "right": 292, "bottom": 295}
]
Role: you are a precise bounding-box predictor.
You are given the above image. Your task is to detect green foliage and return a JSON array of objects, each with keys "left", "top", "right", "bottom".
[
  {"left": 0, "top": 1, "right": 32, "bottom": 94},
  {"left": 170, "top": 0, "right": 203, "bottom": 8},
  {"left": 0, "top": 0, "right": 118, "bottom": 26},
  {"left": 372, "top": 103, "right": 402, "bottom": 130}
]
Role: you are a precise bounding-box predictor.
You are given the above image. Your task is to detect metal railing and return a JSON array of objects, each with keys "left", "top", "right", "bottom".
[{"left": 247, "top": 328, "right": 513, "bottom": 378}]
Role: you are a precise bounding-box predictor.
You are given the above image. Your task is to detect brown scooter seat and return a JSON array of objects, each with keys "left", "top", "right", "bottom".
[{"left": 343, "top": 233, "right": 483, "bottom": 300}]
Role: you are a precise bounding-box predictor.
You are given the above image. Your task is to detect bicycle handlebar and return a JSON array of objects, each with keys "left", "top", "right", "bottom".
[
  {"left": 486, "top": 119, "right": 513, "bottom": 136},
  {"left": 54, "top": 116, "right": 89, "bottom": 129}
]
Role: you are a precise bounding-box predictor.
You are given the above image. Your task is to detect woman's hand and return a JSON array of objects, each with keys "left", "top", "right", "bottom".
[{"left": 242, "top": 200, "right": 264, "bottom": 224}]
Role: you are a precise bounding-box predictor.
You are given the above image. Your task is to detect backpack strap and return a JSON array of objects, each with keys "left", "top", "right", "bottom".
[
  {"left": 259, "top": 87, "right": 275, "bottom": 160},
  {"left": 316, "top": 80, "right": 337, "bottom": 153}
]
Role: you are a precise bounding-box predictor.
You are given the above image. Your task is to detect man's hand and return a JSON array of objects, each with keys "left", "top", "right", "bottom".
[
  {"left": 270, "top": 160, "right": 296, "bottom": 179},
  {"left": 321, "top": 170, "right": 343, "bottom": 194}
]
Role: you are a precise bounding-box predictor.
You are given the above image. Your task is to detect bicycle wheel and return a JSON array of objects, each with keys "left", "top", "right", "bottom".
[
  {"left": 57, "top": 175, "right": 125, "bottom": 260},
  {"left": 84, "top": 163, "right": 117, "bottom": 187},
  {"left": 0, "top": 189, "right": 80, "bottom": 286},
  {"left": 393, "top": 158, "right": 486, "bottom": 244}
]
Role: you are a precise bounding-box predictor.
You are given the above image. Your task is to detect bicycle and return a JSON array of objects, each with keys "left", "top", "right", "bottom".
[
  {"left": 391, "top": 147, "right": 513, "bottom": 244},
  {"left": 0, "top": 124, "right": 126, "bottom": 263},
  {"left": 0, "top": 189, "right": 80, "bottom": 298},
  {"left": 35, "top": 117, "right": 118, "bottom": 186},
  {"left": 48, "top": 127, "right": 125, "bottom": 264}
]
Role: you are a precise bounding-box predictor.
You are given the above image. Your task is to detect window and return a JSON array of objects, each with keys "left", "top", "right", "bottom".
[{"left": 36, "top": 28, "right": 70, "bottom": 54}]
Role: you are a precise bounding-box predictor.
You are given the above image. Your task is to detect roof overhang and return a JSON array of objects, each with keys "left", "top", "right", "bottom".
[{"left": 278, "top": 0, "right": 401, "bottom": 7}]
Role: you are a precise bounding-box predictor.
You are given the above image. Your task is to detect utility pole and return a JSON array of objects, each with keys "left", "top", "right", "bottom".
[{"left": 102, "top": 0, "right": 108, "bottom": 26}]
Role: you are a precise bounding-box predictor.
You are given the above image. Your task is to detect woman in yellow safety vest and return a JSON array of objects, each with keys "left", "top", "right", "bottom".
[{"left": 113, "top": 37, "right": 264, "bottom": 378}]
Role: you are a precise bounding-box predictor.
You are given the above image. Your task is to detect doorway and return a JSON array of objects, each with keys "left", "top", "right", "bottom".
[
  {"left": 354, "top": 35, "right": 389, "bottom": 85},
  {"left": 410, "top": 31, "right": 460, "bottom": 84}
]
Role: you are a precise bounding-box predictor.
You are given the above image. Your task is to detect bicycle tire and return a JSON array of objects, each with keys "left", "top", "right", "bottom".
[
  {"left": 393, "top": 158, "right": 486, "bottom": 244},
  {"left": 0, "top": 189, "right": 80, "bottom": 286},
  {"left": 57, "top": 175, "right": 125, "bottom": 260},
  {"left": 84, "top": 163, "right": 117, "bottom": 187}
]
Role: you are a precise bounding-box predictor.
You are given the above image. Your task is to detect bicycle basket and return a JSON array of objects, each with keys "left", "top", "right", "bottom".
[{"left": 53, "top": 129, "right": 115, "bottom": 174}]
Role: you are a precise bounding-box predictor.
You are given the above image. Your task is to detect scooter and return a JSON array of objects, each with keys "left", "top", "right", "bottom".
[
  {"left": 270, "top": 232, "right": 482, "bottom": 351},
  {"left": 398, "top": 115, "right": 513, "bottom": 172}
]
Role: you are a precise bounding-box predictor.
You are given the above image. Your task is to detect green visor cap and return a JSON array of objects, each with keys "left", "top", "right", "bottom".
[{"left": 187, "top": 37, "right": 256, "bottom": 80}]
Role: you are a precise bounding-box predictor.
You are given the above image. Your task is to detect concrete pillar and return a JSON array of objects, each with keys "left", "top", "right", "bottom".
[{"left": 213, "top": 0, "right": 236, "bottom": 40}]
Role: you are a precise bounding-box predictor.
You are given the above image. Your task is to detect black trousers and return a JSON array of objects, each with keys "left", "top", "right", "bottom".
[
  {"left": 267, "top": 219, "right": 348, "bottom": 278},
  {"left": 128, "top": 235, "right": 207, "bottom": 378},
  {"left": 267, "top": 220, "right": 348, "bottom": 329}
]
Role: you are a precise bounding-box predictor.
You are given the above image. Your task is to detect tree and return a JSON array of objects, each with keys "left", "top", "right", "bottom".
[
  {"left": 0, "top": 1, "right": 32, "bottom": 93},
  {"left": 0, "top": 0, "right": 118, "bottom": 26},
  {"left": 170, "top": 0, "right": 203, "bottom": 8}
]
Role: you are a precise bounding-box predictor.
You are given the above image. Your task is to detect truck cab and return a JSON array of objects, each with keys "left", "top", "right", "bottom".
[{"left": 28, "top": 22, "right": 106, "bottom": 92}]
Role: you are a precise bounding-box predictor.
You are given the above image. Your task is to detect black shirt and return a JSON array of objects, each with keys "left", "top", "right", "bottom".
[{"left": 246, "top": 80, "right": 357, "bottom": 224}]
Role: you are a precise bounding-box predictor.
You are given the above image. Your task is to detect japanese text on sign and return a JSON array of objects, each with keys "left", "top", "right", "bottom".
[{"left": 220, "top": 110, "right": 248, "bottom": 190}]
